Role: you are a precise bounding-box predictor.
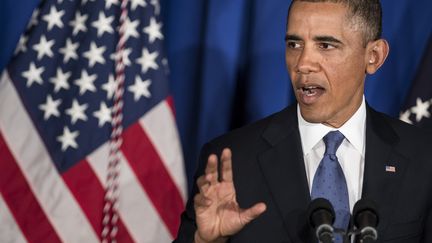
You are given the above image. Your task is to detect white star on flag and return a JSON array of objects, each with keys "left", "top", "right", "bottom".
[
  {"left": 411, "top": 98, "right": 431, "bottom": 122},
  {"left": 59, "top": 39, "right": 79, "bottom": 63},
  {"left": 128, "top": 76, "right": 152, "bottom": 101},
  {"left": 57, "top": 126, "right": 79, "bottom": 151},
  {"left": 39, "top": 95, "right": 62, "bottom": 120},
  {"left": 122, "top": 17, "right": 140, "bottom": 42},
  {"left": 50, "top": 68, "right": 71, "bottom": 93},
  {"left": 33, "top": 35, "right": 55, "bottom": 60},
  {"left": 74, "top": 70, "right": 97, "bottom": 95},
  {"left": 69, "top": 11, "right": 88, "bottom": 35},
  {"left": 101, "top": 75, "right": 118, "bottom": 99},
  {"left": 65, "top": 99, "right": 89, "bottom": 124},
  {"left": 83, "top": 42, "right": 106, "bottom": 67},
  {"left": 91, "top": 12, "right": 114, "bottom": 37},
  {"left": 93, "top": 102, "right": 112, "bottom": 127},
  {"left": 22, "top": 62, "right": 45, "bottom": 87},
  {"left": 136, "top": 48, "right": 159, "bottom": 73},
  {"left": 144, "top": 17, "right": 163, "bottom": 43},
  {"left": 42, "top": 6, "right": 65, "bottom": 31}
]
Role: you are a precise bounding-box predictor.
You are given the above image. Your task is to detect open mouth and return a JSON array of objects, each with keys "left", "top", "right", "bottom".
[
  {"left": 300, "top": 86, "right": 324, "bottom": 96},
  {"left": 296, "top": 85, "right": 325, "bottom": 104}
]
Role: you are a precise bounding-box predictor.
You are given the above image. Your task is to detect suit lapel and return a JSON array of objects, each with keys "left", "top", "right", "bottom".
[
  {"left": 362, "top": 106, "right": 409, "bottom": 232},
  {"left": 255, "top": 105, "right": 409, "bottom": 241},
  {"left": 257, "top": 106, "right": 315, "bottom": 242}
]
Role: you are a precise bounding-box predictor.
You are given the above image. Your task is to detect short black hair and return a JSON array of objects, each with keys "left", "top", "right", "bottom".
[{"left": 287, "top": 0, "right": 382, "bottom": 44}]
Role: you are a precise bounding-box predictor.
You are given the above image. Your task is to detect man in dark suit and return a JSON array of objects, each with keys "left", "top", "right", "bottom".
[{"left": 174, "top": 0, "right": 432, "bottom": 242}]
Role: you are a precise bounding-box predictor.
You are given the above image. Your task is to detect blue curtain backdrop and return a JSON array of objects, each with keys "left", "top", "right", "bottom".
[{"left": 1, "top": 0, "right": 432, "bottom": 191}]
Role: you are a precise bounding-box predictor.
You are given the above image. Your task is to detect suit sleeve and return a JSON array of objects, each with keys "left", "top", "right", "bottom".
[{"left": 173, "top": 143, "right": 213, "bottom": 243}]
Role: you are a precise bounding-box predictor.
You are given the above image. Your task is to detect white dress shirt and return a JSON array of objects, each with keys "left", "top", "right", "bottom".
[{"left": 298, "top": 97, "right": 366, "bottom": 212}]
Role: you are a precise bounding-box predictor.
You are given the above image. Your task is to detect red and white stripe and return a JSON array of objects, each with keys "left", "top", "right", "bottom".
[
  {"left": 0, "top": 68, "right": 186, "bottom": 243},
  {"left": 0, "top": 194, "right": 27, "bottom": 243}
]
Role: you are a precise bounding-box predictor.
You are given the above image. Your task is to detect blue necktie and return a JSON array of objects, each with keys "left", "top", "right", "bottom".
[{"left": 311, "top": 131, "right": 350, "bottom": 242}]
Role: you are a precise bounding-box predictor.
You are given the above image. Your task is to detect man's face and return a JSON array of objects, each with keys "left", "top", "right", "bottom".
[{"left": 285, "top": 1, "right": 368, "bottom": 128}]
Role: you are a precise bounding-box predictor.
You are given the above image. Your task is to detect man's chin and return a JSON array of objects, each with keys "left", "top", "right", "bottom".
[{"left": 299, "top": 110, "right": 325, "bottom": 124}]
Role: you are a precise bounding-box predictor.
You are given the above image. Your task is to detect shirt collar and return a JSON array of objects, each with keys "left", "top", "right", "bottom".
[{"left": 297, "top": 96, "right": 366, "bottom": 156}]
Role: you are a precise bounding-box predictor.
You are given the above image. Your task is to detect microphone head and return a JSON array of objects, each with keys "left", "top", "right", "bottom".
[
  {"left": 307, "top": 198, "right": 335, "bottom": 228},
  {"left": 353, "top": 198, "right": 379, "bottom": 228}
]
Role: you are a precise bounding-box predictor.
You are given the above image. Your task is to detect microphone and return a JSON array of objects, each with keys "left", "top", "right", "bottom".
[
  {"left": 307, "top": 198, "right": 335, "bottom": 243},
  {"left": 352, "top": 199, "right": 379, "bottom": 243}
]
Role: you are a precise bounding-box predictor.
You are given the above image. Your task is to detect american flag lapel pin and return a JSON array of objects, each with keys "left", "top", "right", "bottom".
[{"left": 385, "top": 165, "right": 396, "bottom": 173}]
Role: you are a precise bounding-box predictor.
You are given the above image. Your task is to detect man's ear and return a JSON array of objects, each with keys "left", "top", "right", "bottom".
[{"left": 365, "top": 39, "right": 389, "bottom": 74}]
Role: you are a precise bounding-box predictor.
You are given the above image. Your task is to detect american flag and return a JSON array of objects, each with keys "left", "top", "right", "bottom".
[
  {"left": 0, "top": 0, "right": 187, "bottom": 242},
  {"left": 400, "top": 38, "right": 432, "bottom": 130},
  {"left": 385, "top": 165, "right": 396, "bottom": 173}
]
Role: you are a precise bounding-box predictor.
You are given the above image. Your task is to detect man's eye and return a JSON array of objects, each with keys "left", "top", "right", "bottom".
[
  {"left": 287, "top": 42, "right": 301, "bottom": 49},
  {"left": 319, "top": 43, "right": 336, "bottom": 50}
]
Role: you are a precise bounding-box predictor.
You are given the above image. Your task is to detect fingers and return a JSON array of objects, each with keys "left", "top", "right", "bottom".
[
  {"left": 196, "top": 153, "right": 220, "bottom": 197},
  {"left": 195, "top": 176, "right": 213, "bottom": 212},
  {"left": 196, "top": 148, "right": 233, "bottom": 198},
  {"left": 240, "top": 202, "right": 267, "bottom": 224},
  {"left": 204, "top": 154, "right": 219, "bottom": 185},
  {"left": 196, "top": 175, "right": 210, "bottom": 195},
  {"left": 220, "top": 148, "right": 233, "bottom": 182}
]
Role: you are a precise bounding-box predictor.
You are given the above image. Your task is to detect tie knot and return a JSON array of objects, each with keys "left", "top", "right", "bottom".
[{"left": 323, "top": 130, "right": 345, "bottom": 155}]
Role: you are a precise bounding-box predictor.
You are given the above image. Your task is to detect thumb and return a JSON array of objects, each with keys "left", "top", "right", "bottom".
[{"left": 239, "top": 202, "right": 267, "bottom": 224}]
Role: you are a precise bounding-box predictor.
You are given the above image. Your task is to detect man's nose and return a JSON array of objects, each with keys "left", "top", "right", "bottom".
[{"left": 295, "top": 47, "right": 320, "bottom": 74}]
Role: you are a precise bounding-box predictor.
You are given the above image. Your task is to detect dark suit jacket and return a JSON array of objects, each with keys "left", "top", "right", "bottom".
[{"left": 174, "top": 104, "right": 432, "bottom": 243}]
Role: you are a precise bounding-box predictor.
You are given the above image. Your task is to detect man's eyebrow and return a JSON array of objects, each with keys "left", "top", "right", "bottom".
[
  {"left": 284, "top": 34, "right": 343, "bottom": 44},
  {"left": 285, "top": 34, "right": 302, "bottom": 42},
  {"left": 314, "top": 36, "right": 343, "bottom": 44}
]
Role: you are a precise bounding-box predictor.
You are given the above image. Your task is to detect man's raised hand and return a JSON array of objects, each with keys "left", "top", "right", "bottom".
[{"left": 193, "top": 148, "right": 266, "bottom": 243}]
